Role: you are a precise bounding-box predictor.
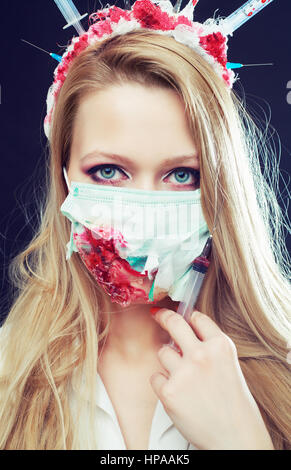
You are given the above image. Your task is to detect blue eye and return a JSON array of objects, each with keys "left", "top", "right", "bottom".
[
  {"left": 174, "top": 169, "right": 190, "bottom": 183},
  {"left": 87, "top": 164, "right": 128, "bottom": 183},
  {"left": 86, "top": 164, "right": 200, "bottom": 188},
  {"left": 166, "top": 168, "right": 200, "bottom": 187},
  {"left": 100, "top": 167, "right": 116, "bottom": 179}
]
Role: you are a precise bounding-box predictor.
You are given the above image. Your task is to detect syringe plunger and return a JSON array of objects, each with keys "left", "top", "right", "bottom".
[{"left": 54, "top": 0, "right": 88, "bottom": 35}]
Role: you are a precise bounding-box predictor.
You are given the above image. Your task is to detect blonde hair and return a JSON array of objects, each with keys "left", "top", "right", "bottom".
[{"left": 0, "top": 30, "right": 290, "bottom": 449}]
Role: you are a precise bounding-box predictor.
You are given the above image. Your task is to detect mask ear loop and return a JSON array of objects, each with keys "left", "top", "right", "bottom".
[
  {"left": 63, "top": 166, "right": 71, "bottom": 193},
  {"left": 62, "top": 166, "right": 75, "bottom": 259}
]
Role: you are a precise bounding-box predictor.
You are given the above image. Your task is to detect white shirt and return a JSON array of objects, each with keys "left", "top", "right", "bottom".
[
  {"left": 70, "top": 371, "right": 198, "bottom": 450},
  {"left": 0, "top": 327, "right": 197, "bottom": 450}
]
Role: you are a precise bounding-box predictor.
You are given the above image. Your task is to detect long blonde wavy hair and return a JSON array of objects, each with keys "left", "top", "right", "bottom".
[{"left": 0, "top": 29, "right": 290, "bottom": 449}]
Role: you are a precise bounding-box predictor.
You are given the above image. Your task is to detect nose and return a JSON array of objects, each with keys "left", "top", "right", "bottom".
[{"left": 129, "top": 175, "right": 160, "bottom": 191}]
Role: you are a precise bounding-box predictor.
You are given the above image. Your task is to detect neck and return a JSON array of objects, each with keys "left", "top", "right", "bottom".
[{"left": 100, "top": 296, "right": 178, "bottom": 362}]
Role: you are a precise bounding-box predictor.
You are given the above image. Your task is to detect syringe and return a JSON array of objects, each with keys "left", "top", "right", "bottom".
[
  {"left": 167, "top": 235, "right": 212, "bottom": 350},
  {"left": 53, "top": 0, "right": 88, "bottom": 35},
  {"left": 226, "top": 62, "right": 273, "bottom": 70},
  {"left": 223, "top": 0, "right": 275, "bottom": 35},
  {"left": 21, "top": 39, "right": 62, "bottom": 63}
]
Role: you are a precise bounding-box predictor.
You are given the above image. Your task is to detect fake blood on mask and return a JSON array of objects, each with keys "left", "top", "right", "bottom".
[{"left": 73, "top": 226, "right": 152, "bottom": 306}]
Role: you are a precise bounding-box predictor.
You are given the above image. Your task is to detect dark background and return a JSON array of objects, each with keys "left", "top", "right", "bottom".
[{"left": 0, "top": 0, "right": 290, "bottom": 323}]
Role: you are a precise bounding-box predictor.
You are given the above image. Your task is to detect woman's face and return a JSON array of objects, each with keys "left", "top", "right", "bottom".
[{"left": 67, "top": 82, "right": 200, "bottom": 305}]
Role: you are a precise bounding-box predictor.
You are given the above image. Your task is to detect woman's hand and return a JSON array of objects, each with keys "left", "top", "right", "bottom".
[{"left": 150, "top": 308, "right": 274, "bottom": 450}]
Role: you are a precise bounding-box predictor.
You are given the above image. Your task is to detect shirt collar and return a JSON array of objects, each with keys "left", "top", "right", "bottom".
[
  {"left": 71, "top": 367, "right": 174, "bottom": 440},
  {"left": 95, "top": 372, "right": 174, "bottom": 439}
]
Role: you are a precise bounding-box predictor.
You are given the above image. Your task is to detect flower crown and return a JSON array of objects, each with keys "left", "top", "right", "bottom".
[{"left": 44, "top": 0, "right": 275, "bottom": 140}]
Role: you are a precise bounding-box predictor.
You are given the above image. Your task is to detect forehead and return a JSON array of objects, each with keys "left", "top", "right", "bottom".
[{"left": 71, "top": 83, "right": 198, "bottom": 161}]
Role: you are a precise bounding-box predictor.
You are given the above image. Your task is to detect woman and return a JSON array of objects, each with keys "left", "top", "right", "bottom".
[{"left": 0, "top": 27, "right": 290, "bottom": 450}]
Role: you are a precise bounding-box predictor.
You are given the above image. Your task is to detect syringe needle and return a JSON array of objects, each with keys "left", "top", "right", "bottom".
[
  {"left": 21, "top": 39, "right": 63, "bottom": 63},
  {"left": 21, "top": 39, "right": 51, "bottom": 56}
]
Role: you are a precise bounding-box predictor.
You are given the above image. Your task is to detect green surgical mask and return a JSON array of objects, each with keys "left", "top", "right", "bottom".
[{"left": 60, "top": 167, "right": 210, "bottom": 306}]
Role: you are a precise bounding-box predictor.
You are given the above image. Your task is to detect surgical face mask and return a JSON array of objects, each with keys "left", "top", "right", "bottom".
[{"left": 60, "top": 167, "right": 210, "bottom": 306}]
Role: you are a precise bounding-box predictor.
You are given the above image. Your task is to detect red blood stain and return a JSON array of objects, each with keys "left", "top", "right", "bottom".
[{"left": 74, "top": 226, "right": 152, "bottom": 306}]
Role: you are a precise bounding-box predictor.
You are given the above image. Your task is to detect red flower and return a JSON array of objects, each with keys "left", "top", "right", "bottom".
[
  {"left": 132, "top": 0, "right": 176, "bottom": 30},
  {"left": 175, "top": 15, "right": 193, "bottom": 29},
  {"left": 46, "top": 0, "right": 233, "bottom": 133},
  {"left": 199, "top": 32, "right": 227, "bottom": 68},
  {"left": 91, "top": 20, "right": 113, "bottom": 37},
  {"left": 109, "top": 6, "right": 132, "bottom": 23}
]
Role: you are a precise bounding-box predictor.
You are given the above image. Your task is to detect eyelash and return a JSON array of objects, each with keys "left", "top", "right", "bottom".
[{"left": 86, "top": 164, "right": 200, "bottom": 188}]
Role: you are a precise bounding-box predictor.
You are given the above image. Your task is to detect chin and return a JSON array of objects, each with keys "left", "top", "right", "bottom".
[{"left": 102, "top": 276, "right": 169, "bottom": 307}]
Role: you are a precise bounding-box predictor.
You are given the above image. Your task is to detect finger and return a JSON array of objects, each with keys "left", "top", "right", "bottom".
[
  {"left": 150, "top": 371, "right": 168, "bottom": 399},
  {"left": 153, "top": 308, "right": 202, "bottom": 357},
  {"left": 190, "top": 310, "right": 223, "bottom": 341},
  {"left": 157, "top": 344, "right": 182, "bottom": 374}
]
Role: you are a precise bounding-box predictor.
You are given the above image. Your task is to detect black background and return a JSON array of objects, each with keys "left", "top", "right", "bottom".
[{"left": 0, "top": 0, "right": 290, "bottom": 323}]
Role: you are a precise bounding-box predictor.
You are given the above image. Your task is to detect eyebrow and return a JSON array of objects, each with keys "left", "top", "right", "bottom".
[{"left": 80, "top": 150, "right": 198, "bottom": 168}]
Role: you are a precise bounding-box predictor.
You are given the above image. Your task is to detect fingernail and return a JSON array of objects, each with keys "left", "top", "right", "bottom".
[
  {"left": 190, "top": 310, "right": 200, "bottom": 320},
  {"left": 150, "top": 307, "right": 161, "bottom": 316},
  {"left": 172, "top": 343, "right": 182, "bottom": 355}
]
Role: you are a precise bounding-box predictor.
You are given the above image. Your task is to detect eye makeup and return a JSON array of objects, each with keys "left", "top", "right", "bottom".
[{"left": 85, "top": 163, "right": 200, "bottom": 189}]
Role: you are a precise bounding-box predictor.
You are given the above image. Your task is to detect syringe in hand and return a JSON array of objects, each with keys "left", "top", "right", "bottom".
[{"left": 167, "top": 235, "right": 212, "bottom": 350}]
